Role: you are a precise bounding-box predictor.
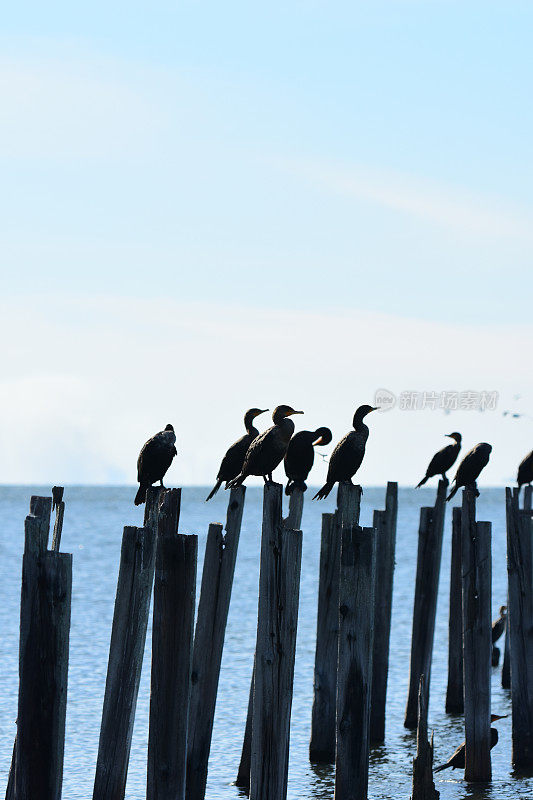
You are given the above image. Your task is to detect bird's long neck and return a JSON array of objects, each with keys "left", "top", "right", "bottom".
[
  {"left": 246, "top": 423, "right": 259, "bottom": 437},
  {"left": 278, "top": 417, "right": 295, "bottom": 441},
  {"left": 353, "top": 419, "right": 369, "bottom": 434}
]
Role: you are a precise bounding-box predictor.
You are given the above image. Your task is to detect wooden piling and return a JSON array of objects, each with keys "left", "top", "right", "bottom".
[
  {"left": 462, "top": 490, "right": 492, "bottom": 782},
  {"left": 15, "top": 495, "right": 72, "bottom": 800},
  {"left": 309, "top": 484, "right": 361, "bottom": 763},
  {"left": 445, "top": 507, "right": 464, "bottom": 714},
  {"left": 335, "top": 524, "right": 376, "bottom": 800},
  {"left": 404, "top": 481, "right": 447, "bottom": 729},
  {"left": 92, "top": 523, "right": 157, "bottom": 800},
  {"left": 250, "top": 483, "right": 303, "bottom": 800},
  {"left": 186, "top": 487, "right": 245, "bottom": 800},
  {"left": 370, "top": 481, "right": 398, "bottom": 744},
  {"left": 146, "top": 490, "right": 197, "bottom": 800},
  {"left": 284, "top": 486, "right": 304, "bottom": 530},
  {"left": 506, "top": 486, "right": 533, "bottom": 767},
  {"left": 51, "top": 486, "right": 65, "bottom": 552},
  {"left": 410, "top": 676, "right": 439, "bottom": 800}
]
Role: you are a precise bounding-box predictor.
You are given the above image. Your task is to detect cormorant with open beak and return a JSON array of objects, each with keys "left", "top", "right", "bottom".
[
  {"left": 518, "top": 449, "right": 533, "bottom": 491},
  {"left": 227, "top": 405, "right": 303, "bottom": 486},
  {"left": 284, "top": 426, "right": 332, "bottom": 495},
  {"left": 446, "top": 442, "right": 492, "bottom": 501},
  {"left": 416, "top": 432, "right": 461, "bottom": 487},
  {"left": 313, "top": 405, "right": 378, "bottom": 500},
  {"left": 206, "top": 408, "right": 268, "bottom": 501},
  {"left": 134, "top": 424, "right": 177, "bottom": 506}
]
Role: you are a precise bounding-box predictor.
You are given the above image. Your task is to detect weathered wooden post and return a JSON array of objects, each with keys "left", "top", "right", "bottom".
[
  {"left": 370, "top": 482, "right": 398, "bottom": 744},
  {"left": 501, "top": 617, "right": 511, "bottom": 689},
  {"left": 92, "top": 519, "right": 157, "bottom": 800},
  {"left": 309, "top": 484, "right": 361, "bottom": 763},
  {"left": 14, "top": 495, "right": 72, "bottom": 800},
  {"left": 249, "top": 483, "right": 303, "bottom": 800},
  {"left": 51, "top": 486, "right": 65, "bottom": 552},
  {"left": 147, "top": 489, "right": 197, "bottom": 800},
  {"left": 506, "top": 486, "right": 533, "bottom": 767},
  {"left": 462, "top": 489, "right": 492, "bottom": 781},
  {"left": 186, "top": 487, "right": 245, "bottom": 800},
  {"left": 445, "top": 507, "right": 463, "bottom": 714},
  {"left": 410, "top": 675, "right": 439, "bottom": 800},
  {"left": 335, "top": 524, "right": 376, "bottom": 800},
  {"left": 404, "top": 481, "right": 447, "bottom": 729},
  {"left": 237, "top": 486, "right": 305, "bottom": 794}
]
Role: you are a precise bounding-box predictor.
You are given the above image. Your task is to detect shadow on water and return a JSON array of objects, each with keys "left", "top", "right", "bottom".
[{"left": 309, "top": 762, "right": 334, "bottom": 799}]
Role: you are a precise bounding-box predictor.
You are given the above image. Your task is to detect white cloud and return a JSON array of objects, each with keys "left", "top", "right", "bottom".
[{"left": 0, "top": 294, "right": 531, "bottom": 486}]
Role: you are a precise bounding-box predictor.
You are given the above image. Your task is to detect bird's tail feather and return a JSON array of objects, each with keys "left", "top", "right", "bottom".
[
  {"left": 416, "top": 475, "right": 428, "bottom": 488},
  {"left": 446, "top": 483, "right": 458, "bottom": 502},
  {"left": 206, "top": 480, "right": 222, "bottom": 502},
  {"left": 313, "top": 481, "right": 334, "bottom": 500},
  {"left": 134, "top": 485, "right": 147, "bottom": 506},
  {"left": 227, "top": 474, "right": 245, "bottom": 489}
]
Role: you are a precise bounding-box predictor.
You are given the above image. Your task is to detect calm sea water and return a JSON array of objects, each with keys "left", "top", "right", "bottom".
[{"left": 0, "top": 485, "right": 530, "bottom": 800}]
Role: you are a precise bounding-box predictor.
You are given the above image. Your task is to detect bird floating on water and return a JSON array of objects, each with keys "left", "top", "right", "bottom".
[
  {"left": 206, "top": 408, "right": 268, "bottom": 501},
  {"left": 434, "top": 723, "right": 503, "bottom": 772},
  {"left": 518, "top": 450, "right": 533, "bottom": 491},
  {"left": 284, "top": 426, "right": 332, "bottom": 495},
  {"left": 416, "top": 432, "right": 461, "bottom": 488},
  {"left": 227, "top": 405, "right": 303, "bottom": 487},
  {"left": 134, "top": 424, "right": 177, "bottom": 506},
  {"left": 446, "top": 442, "right": 492, "bottom": 502},
  {"left": 313, "top": 405, "right": 378, "bottom": 500}
]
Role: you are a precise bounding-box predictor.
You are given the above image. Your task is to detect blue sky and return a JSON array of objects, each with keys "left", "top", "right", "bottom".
[{"left": 1, "top": 2, "right": 532, "bottom": 484}]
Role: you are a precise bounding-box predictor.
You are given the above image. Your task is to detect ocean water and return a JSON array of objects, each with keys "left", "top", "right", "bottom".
[{"left": 0, "top": 485, "right": 530, "bottom": 800}]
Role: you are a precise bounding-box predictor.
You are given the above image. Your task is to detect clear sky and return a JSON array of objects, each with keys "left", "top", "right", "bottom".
[{"left": 1, "top": 1, "right": 532, "bottom": 485}]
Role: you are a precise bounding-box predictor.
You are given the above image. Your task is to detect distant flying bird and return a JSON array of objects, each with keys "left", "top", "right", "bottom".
[
  {"left": 446, "top": 442, "right": 492, "bottom": 502},
  {"left": 518, "top": 450, "right": 533, "bottom": 490},
  {"left": 206, "top": 408, "right": 268, "bottom": 501},
  {"left": 434, "top": 726, "right": 501, "bottom": 772},
  {"left": 227, "top": 405, "right": 303, "bottom": 487},
  {"left": 52, "top": 486, "right": 64, "bottom": 511},
  {"left": 134, "top": 424, "right": 177, "bottom": 506},
  {"left": 416, "top": 432, "right": 462, "bottom": 488},
  {"left": 313, "top": 405, "right": 378, "bottom": 500},
  {"left": 284, "top": 426, "right": 332, "bottom": 495}
]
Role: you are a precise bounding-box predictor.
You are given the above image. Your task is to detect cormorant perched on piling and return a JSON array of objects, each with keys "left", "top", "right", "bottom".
[
  {"left": 206, "top": 408, "right": 268, "bottom": 501},
  {"left": 518, "top": 450, "right": 533, "bottom": 490},
  {"left": 434, "top": 725, "right": 501, "bottom": 772},
  {"left": 284, "top": 426, "right": 332, "bottom": 495},
  {"left": 446, "top": 442, "right": 492, "bottom": 502},
  {"left": 313, "top": 405, "right": 378, "bottom": 500},
  {"left": 416, "top": 432, "right": 461, "bottom": 487},
  {"left": 134, "top": 424, "right": 177, "bottom": 506},
  {"left": 227, "top": 405, "right": 303, "bottom": 486},
  {"left": 491, "top": 605, "right": 507, "bottom": 666}
]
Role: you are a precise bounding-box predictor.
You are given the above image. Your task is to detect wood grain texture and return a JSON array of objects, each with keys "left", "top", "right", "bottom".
[{"left": 445, "top": 507, "right": 464, "bottom": 714}]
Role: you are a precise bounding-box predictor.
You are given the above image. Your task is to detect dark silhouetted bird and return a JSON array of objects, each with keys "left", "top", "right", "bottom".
[
  {"left": 434, "top": 726, "right": 500, "bottom": 772},
  {"left": 206, "top": 408, "right": 268, "bottom": 501},
  {"left": 134, "top": 424, "right": 177, "bottom": 506},
  {"left": 416, "top": 432, "right": 461, "bottom": 487},
  {"left": 52, "top": 486, "right": 64, "bottom": 511},
  {"left": 313, "top": 405, "right": 378, "bottom": 500},
  {"left": 491, "top": 605, "right": 507, "bottom": 666},
  {"left": 284, "top": 426, "right": 332, "bottom": 495},
  {"left": 446, "top": 442, "right": 492, "bottom": 502},
  {"left": 227, "top": 405, "right": 303, "bottom": 486},
  {"left": 518, "top": 450, "right": 533, "bottom": 490}
]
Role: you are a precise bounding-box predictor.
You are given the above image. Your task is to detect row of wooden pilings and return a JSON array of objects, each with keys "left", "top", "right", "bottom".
[{"left": 4, "top": 481, "right": 533, "bottom": 799}]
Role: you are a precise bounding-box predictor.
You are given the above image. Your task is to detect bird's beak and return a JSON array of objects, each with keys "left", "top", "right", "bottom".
[
  {"left": 445, "top": 433, "right": 454, "bottom": 438},
  {"left": 313, "top": 435, "right": 327, "bottom": 446},
  {"left": 491, "top": 714, "right": 508, "bottom": 721},
  {"left": 370, "top": 406, "right": 380, "bottom": 412},
  {"left": 287, "top": 410, "right": 304, "bottom": 416},
  {"left": 255, "top": 409, "right": 269, "bottom": 417}
]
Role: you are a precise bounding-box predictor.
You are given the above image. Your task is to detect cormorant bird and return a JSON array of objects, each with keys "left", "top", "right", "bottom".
[
  {"left": 313, "top": 405, "right": 378, "bottom": 500},
  {"left": 491, "top": 605, "right": 507, "bottom": 666},
  {"left": 518, "top": 450, "right": 533, "bottom": 490},
  {"left": 206, "top": 408, "right": 268, "bottom": 501},
  {"left": 227, "top": 405, "right": 303, "bottom": 486},
  {"left": 416, "top": 432, "right": 461, "bottom": 488},
  {"left": 434, "top": 725, "right": 501, "bottom": 772},
  {"left": 134, "top": 424, "right": 177, "bottom": 506},
  {"left": 52, "top": 485, "right": 64, "bottom": 511},
  {"left": 284, "top": 426, "right": 332, "bottom": 495},
  {"left": 446, "top": 442, "right": 492, "bottom": 502}
]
